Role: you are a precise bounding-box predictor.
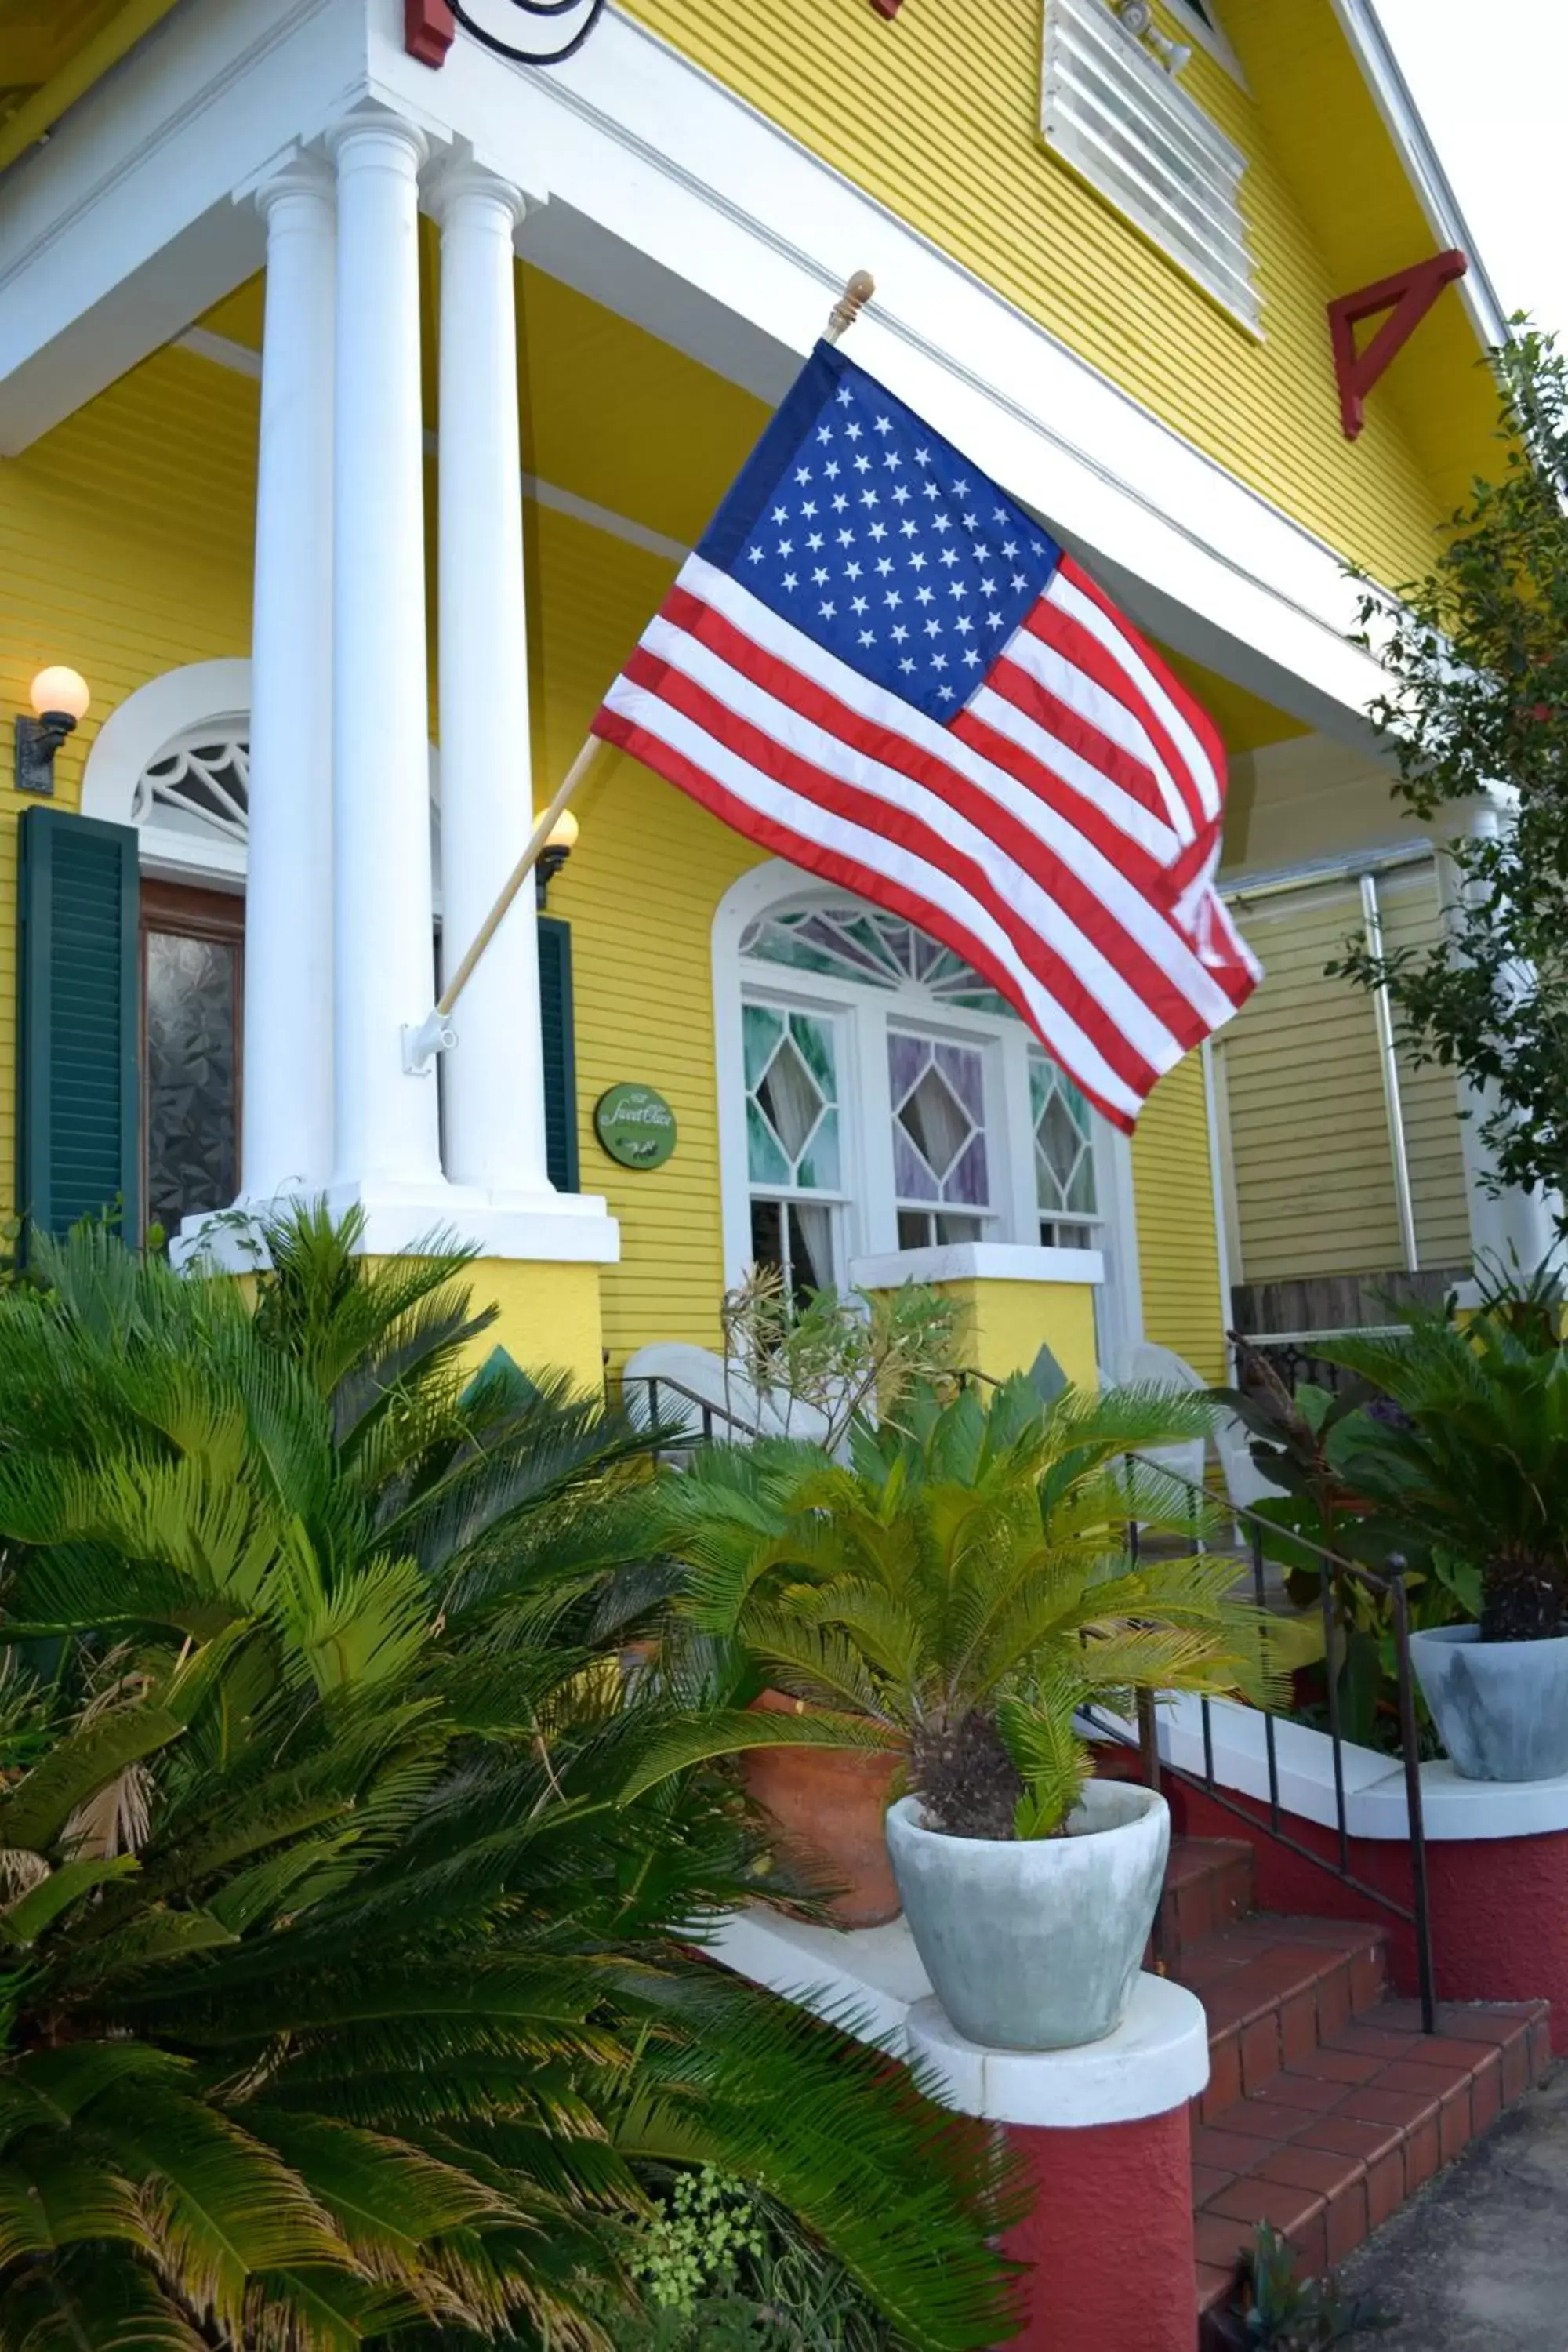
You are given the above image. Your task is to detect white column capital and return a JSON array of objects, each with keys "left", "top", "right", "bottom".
[
  {"left": 326, "top": 110, "right": 427, "bottom": 174},
  {"left": 252, "top": 149, "right": 335, "bottom": 223},
  {"left": 426, "top": 154, "right": 526, "bottom": 232}
]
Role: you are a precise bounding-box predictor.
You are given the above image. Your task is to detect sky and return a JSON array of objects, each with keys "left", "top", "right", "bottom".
[{"left": 1377, "top": 0, "right": 1568, "bottom": 339}]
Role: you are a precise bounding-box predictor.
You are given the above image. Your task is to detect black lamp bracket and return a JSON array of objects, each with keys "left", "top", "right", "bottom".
[{"left": 15, "top": 710, "right": 76, "bottom": 797}]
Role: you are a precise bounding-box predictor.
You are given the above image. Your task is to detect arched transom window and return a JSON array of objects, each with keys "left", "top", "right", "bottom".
[{"left": 133, "top": 730, "right": 250, "bottom": 848}]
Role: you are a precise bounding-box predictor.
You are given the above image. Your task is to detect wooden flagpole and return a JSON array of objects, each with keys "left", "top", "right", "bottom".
[
  {"left": 434, "top": 735, "right": 598, "bottom": 1020},
  {"left": 414, "top": 268, "right": 877, "bottom": 1055}
]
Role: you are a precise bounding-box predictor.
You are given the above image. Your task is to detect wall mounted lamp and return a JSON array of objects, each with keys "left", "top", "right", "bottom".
[
  {"left": 1116, "top": 1, "right": 1192, "bottom": 75},
  {"left": 535, "top": 806, "right": 579, "bottom": 906},
  {"left": 15, "top": 666, "right": 91, "bottom": 797}
]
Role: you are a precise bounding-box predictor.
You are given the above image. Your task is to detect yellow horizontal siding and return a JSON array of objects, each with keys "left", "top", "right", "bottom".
[
  {"left": 1377, "top": 869, "right": 1471, "bottom": 1271},
  {"left": 1221, "top": 884, "right": 1400, "bottom": 1281},
  {"left": 621, "top": 0, "right": 1467, "bottom": 590},
  {"left": 0, "top": 344, "right": 259, "bottom": 1215},
  {"left": 1131, "top": 1053, "right": 1225, "bottom": 1382},
  {"left": 1220, "top": 866, "right": 1471, "bottom": 1286}
]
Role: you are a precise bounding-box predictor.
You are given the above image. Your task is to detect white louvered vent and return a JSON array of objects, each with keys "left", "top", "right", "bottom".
[{"left": 1041, "top": 0, "right": 1260, "bottom": 332}]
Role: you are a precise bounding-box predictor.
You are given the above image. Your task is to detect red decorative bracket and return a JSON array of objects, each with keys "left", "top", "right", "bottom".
[
  {"left": 405, "top": 0, "right": 456, "bottom": 67},
  {"left": 869, "top": 0, "right": 905, "bottom": 16},
  {"left": 1327, "top": 249, "right": 1468, "bottom": 440}
]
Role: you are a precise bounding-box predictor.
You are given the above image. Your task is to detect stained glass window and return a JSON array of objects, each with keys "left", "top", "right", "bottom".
[
  {"left": 888, "top": 1029, "right": 991, "bottom": 1250},
  {"left": 134, "top": 735, "right": 249, "bottom": 844},
  {"left": 744, "top": 1001, "right": 843, "bottom": 1301},
  {"left": 1029, "top": 1045, "right": 1098, "bottom": 1248},
  {"left": 741, "top": 904, "right": 1013, "bottom": 1016}
]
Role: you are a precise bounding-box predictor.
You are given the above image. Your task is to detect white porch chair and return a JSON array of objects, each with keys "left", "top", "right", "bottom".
[{"left": 1115, "top": 1337, "right": 1284, "bottom": 1530}]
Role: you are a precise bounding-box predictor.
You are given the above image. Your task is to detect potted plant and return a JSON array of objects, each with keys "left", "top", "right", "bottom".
[
  {"left": 636, "top": 1375, "right": 1275, "bottom": 2047},
  {"left": 1216, "top": 1341, "right": 1478, "bottom": 1756},
  {"left": 1320, "top": 1304, "right": 1568, "bottom": 1782}
]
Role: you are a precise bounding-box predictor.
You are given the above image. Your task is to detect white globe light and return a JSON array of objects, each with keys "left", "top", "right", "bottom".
[
  {"left": 546, "top": 808, "right": 580, "bottom": 853},
  {"left": 29, "top": 666, "right": 90, "bottom": 723}
]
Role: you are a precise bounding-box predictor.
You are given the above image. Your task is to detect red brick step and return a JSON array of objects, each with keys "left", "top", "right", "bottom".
[{"left": 1157, "top": 1838, "right": 1552, "bottom": 2345}]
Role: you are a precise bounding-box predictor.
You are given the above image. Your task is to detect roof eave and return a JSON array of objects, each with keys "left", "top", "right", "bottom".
[{"left": 1330, "top": 0, "right": 1511, "bottom": 353}]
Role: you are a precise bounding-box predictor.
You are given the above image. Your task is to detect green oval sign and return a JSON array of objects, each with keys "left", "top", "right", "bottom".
[{"left": 594, "top": 1083, "right": 677, "bottom": 1171}]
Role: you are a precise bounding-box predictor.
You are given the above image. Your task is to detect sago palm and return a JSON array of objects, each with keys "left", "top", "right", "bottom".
[
  {"left": 1322, "top": 1306, "right": 1568, "bottom": 1639},
  {"left": 0, "top": 1213, "right": 1018, "bottom": 2349},
  {"left": 634, "top": 1375, "right": 1275, "bottom": 1835}
]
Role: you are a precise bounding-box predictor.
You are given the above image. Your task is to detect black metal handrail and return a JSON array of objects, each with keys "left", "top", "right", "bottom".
[
  {"left": 622, "top": 1372, "right": 774, "bottom": 1451},
  {"left": 1091, "top": 1450, "right": 1436, "bottom": 2034}
]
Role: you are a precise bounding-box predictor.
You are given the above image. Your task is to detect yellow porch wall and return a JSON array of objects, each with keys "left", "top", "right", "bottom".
[
  {"left": 465, "top": 1258, "right": 607, "bottom": 1392},
  {"left": 938, "top": 1278, "right": 1098, "bottom": 1392},
  {"left": 1131, "top": 1055, "right": 1226, "bottom": 1382},
  {"left": 0, "top": 343, "right": 259, "bottom": 1203},
  {"left": 621, "top": 0, "right": 1468, "bottom": 590}
]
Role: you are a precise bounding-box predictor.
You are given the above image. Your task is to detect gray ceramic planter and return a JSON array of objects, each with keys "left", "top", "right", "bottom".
[
  {"left": 884, "top": 1780, "right": 1170, "bottom": 2051},
  {"left": 1411, "top": 1624, "right": 1568, "bottom": 1784}
]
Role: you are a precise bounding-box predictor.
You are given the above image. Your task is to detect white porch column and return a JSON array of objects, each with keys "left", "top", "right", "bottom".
[
  {"left": 1439, "top": 800, "right": 1562, "bottom": 1274},
  {"left": 243, "top": 155, "right": 336, "bottom": 1200},
  {"left": 431, "top": 159, "right": 552, "bottom": 1197},
  {"left": 327, "top": 113, "right": 445, "bottom": 1199}
]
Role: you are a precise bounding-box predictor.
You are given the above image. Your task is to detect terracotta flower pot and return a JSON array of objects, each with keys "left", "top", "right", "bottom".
[{"left": 742, "top": 1689, "right": 903, "bottom": 1929}]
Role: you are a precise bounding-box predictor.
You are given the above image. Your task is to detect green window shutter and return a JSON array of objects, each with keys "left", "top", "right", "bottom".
[
  {"left": 17, "top": 807, "right": 140, "bottom": 1243},
  {"left": 537, "top": 914, "right": 579, "bottom": 1192}
]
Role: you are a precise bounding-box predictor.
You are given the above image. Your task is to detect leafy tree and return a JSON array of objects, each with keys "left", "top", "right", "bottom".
[
  {"left": 1330, "top": 325, "right": 1568, "bottom": 1218},
  {"left": 0, "top": 1213, "right": 1019, "bottom": 2349}
]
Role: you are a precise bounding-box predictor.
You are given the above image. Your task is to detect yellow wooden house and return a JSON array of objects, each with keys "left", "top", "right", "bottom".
[{"left": 0, "top": 0, "right": 1534, "bottom": 1399}]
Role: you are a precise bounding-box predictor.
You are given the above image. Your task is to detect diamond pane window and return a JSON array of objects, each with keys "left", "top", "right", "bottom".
[
  {"left": 1030, "top": 1046, "right": 1098, "bottom": 1247},
  {"left": 745, "top": 1004, "right": 841, "bottom": 1194},
  {"left": 890, "top": 1029, "right": 990, "bottom": 1249},
  {"left": 741, "top": 904, "right": 1014, "bottom": 1017}
]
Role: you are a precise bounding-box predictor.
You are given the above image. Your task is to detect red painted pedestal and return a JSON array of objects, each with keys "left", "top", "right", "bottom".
[
  {"left": 904, "top": 1974, "right": 1209, "bottom": 2352},
  {"left": 1004, "top": 2104, "right": 1196, "bottom": 2350}
]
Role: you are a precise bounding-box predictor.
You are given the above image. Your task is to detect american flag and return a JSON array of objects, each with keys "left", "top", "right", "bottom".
[{"left": 592, "top": 339, "right": 1258, "bottom": 1129}]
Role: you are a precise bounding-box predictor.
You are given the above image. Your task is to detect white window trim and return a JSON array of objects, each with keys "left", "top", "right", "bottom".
[
  {"left": 851, "top": 1240, "right": 1105, "bottom": 1291},
  {"left": 713, "top": 861, "right": 1145, "bottom": 1370},
  {"left": 82, "top": 659, "right": 251, "bottom": 884}
]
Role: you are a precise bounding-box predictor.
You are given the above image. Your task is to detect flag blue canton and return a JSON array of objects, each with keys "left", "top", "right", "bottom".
[{"left": 696, "top": 344, "right": 1062, "bottom": 725}]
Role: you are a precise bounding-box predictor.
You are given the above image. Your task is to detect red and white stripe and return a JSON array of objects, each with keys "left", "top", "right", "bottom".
[{"left": 593, "top": 554, "right": 1258, "bottom": 1131}]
